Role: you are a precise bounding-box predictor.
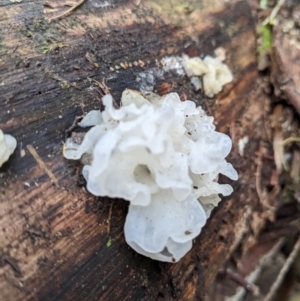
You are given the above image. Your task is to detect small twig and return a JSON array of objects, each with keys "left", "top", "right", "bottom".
[
  {"left": 0, "top": 255, "right": 22, "bottom": 277},
  {"left": 48, "top": 0, "right": 87, "bottom": 22},
  {"left": 64, "top": 115, "right": 84, "bottom": 139},
  {"left": 262, "top": 0, "right": 286, "bottom": 25},
  {"left": 93, "top": 78, "right": 110, "bottom": 95},
  {"left": 282, "top": 136, "right": 300, "bottom": 146},
  {"left": 219, "top": 268, "right": 258, "bottom": 296},
  {"left": 44, "top": 1, "right": 78, "bottom": 9},
  {"left": 48, "top": 72, "right": 82, "bottom": 91},
  {"left": 263, "top": 237, "right": 300, "bottom": 301},
  {"left": 93, "top": 78, "right": 119, "bottom": 108},
  {"left": 27, "top": 145, "right": 59, "bottom": 187},
  {"left": 107, "top": 201, "right": 114, "bottom": 236},
  {"left": 225, "top": 239, "right": 285, "bottom": 301},
  {"left": 273, "top": 128, "right": 286, "bottom": 173}
]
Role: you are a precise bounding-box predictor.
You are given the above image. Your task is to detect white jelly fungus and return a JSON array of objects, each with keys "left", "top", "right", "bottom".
[
  {"left": 0, "top": 129, "right": 17, "bottom": 167},
  {"left": 182, "top": 54, "right": 233, "bottom": 97},
  {"left": 63, "top": 89, "right": 238, "bottom": 262}
]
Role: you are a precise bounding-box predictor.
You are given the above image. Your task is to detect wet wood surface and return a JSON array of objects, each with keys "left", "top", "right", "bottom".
[{"left": 0, "top": 0, "right": 266, "bottom": 300}]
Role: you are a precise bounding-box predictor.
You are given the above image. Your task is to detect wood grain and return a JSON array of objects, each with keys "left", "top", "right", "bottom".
[{"left": 0, "top": 0, "right": 263, "bottom": 300}]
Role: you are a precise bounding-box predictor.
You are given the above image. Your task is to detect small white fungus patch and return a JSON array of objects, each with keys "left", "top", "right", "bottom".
[
  {"left": 160, "top": 56, "right": 185, "bottom": 76},
  {"left": 182, "top": 54, "right": 233, "bottom": 98},
  {"left": 0, "top": 129, "right": 17, "bottom": 167},
  {"left": 139, "top": 52, "right": 232, "bottom": 97},
  {"left": 64, "top": 89, "right": 238, "bottom": 262},
  {"left": 238, "top": 136, "right": 249, "bottom": 157}
]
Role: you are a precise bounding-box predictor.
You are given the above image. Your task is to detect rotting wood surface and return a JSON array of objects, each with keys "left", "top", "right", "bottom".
[
  {"left": 0, "top": 1, "right": 266, "bottom": 300},
  {"left": 271, "top": 15, "right": 300, "bottom": 114}
]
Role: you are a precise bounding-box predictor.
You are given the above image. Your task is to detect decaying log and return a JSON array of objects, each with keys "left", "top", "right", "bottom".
[
  {"left": 0, "top": 0, "right": 273, "bottom": 300},
  {"left": 270, "top": 5, "right": 300, "bottom": 114}
]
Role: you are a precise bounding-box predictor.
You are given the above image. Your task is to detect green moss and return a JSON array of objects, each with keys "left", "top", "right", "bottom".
[
  {"left": 257, "top": 23, "right": 273, "bottom": 69},
  {"left": 106, "top": 238, "right": 112, "bottom": 247},
  {"left": 174, "top": 3, "right": 195, "bottom": 14},
  {"left": 19, "top": 18, "right": 66, "bottom": 54},
  {"left": 69, "top": 19, "right": 78, "bottom": 27},
  {"left": 258, "top": 24, "right": 272, "bottom": 53},
  {"left": 42, "top": 42, "right": 66, "bottom": 54},
  {"left": 261, "top": 25, "right": 272, "bottom": 50},
  {"left": 56, "top": 259, "right": 64, "bottom": 265},
  {"left": 20, "top": 26, "right": 33, "bottom": 38},
  {"left": 20, "top": 19, "right": 50, "bottom": 38}
]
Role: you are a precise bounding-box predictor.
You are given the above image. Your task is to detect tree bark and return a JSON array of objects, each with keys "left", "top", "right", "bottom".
[{"left": 0, "top": 1, "right": 267, "bottom": 300}]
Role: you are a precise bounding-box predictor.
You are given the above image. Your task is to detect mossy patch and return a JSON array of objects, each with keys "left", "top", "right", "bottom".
[{"left": 258, "top": 24, "right": 272, "bottom": 53}]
